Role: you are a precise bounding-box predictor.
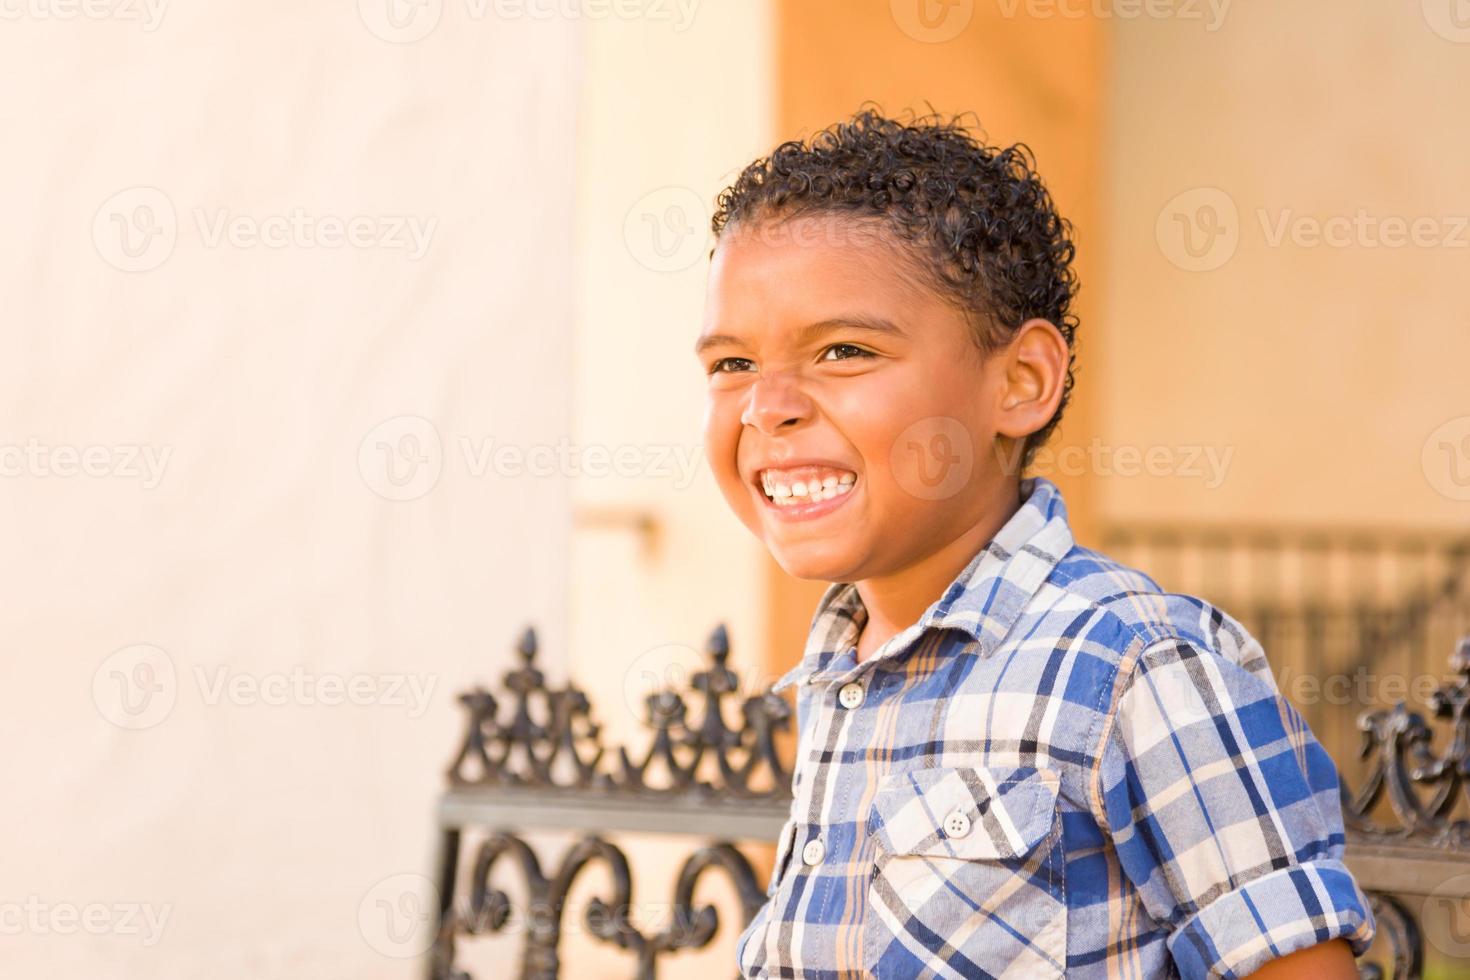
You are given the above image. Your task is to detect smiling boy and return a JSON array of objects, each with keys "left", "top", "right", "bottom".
[{"left": 694, "top": 108, "right": 1375, "bottom": 978}]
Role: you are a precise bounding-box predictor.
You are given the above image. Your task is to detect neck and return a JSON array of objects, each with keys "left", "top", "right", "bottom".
[{"left": 853, "top": 477, "right": 1023, "bottom": 663}]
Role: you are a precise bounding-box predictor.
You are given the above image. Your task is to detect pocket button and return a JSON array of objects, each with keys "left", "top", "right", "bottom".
[
  {"left": 802, "top": 835, "right": 826, "bottom": 865},
  {"left": 942, "top": 808, "right": 971, "bottom": 839}
]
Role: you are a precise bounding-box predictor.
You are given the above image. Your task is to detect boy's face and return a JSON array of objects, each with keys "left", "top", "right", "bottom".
[{"left": 696, "top": 213, "right": 1013, "bottom": 583}]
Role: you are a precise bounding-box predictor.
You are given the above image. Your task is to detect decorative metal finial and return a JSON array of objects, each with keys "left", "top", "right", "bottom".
[{"left": 445, "top": 621, "right": 793, "bottom": 800}]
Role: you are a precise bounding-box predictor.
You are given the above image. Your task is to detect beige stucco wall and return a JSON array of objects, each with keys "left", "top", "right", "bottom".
[{"left": 1098, "top": 2, "right": 1470, "bottom": 529}]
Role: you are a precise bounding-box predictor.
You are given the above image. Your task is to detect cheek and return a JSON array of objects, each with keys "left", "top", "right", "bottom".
[
  {"left": 837, "top": 378, "right": 984, "bottom": 512},
  {"left": 701, "top": 395, "right": 748, "bottom": 495}
]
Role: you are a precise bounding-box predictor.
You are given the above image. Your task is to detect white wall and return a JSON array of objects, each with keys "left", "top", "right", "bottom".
[{"left": 0, "top": 4, "right": 581, "bottom": 976}]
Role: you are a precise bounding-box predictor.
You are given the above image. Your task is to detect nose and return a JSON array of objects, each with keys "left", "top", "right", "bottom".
[{"left": 740, "top": 372, "right": 812, "bottom": 435}]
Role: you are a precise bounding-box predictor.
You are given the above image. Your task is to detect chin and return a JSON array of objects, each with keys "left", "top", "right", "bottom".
[{"left": 768, "top": 542, "right": 862, "bottom": 583}]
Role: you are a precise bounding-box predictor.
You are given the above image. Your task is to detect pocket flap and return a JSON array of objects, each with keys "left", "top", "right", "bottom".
[
  {"left": 866, "top": 765, "right": 1060, "bottom": 860},
  {"left": 765, "top": 817, "right": 799, "bottom": 898}
]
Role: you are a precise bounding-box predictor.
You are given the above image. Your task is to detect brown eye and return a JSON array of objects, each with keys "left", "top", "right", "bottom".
[
  {"left": 709, "top": 357, "right": 755, "bottom": 374},
  {"left": 821, "top": 343, "right": 875, "bottom": 361}
]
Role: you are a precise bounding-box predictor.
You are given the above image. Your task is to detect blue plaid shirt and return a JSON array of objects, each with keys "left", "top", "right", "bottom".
[{"left": 736, "top": 476, "right": 1375, "bottom": 978}]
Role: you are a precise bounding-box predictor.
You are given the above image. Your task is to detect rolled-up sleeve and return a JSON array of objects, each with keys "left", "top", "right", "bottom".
[{"left": 1094, "top": 634, "right": 1375, "bottom": 978}]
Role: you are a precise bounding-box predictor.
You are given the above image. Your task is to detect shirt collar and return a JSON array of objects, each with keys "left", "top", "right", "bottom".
[{"left": 770, "top": 476, "right": 1075, "bottom": 693}]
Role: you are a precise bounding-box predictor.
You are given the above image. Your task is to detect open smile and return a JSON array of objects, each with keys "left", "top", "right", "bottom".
[{"left": 751, "top": 464, "right": 859, "bottom": 522}]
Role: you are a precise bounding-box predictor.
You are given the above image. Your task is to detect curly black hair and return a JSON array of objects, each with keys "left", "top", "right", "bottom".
[{"left": 709, "top": 104, "right": 1079, "bottom": 466}]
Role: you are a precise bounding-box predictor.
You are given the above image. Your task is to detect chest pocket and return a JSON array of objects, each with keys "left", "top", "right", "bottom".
[{"left": 863, "top": 765, "right": 1068, "bottom": 978}]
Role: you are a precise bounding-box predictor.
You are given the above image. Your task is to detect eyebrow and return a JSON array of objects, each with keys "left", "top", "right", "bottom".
[{"left": 692, "top": 314, "right": 906, "bottom": 357}]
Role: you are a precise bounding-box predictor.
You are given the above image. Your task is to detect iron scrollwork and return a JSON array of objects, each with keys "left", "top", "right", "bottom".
[
  {"left": 434, "top": 624, "right": 792, "bottom": 979},
  {"left": 432, "top": 831, "right": 766, "bottom": 980},
  {"left": 1345, "top": 637, "right": 1470, "bottom": 845}
]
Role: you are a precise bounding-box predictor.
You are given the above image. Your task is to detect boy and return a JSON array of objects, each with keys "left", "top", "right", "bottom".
[{"left": 693, "top": 107, "right": 1375, "bottom": 978}]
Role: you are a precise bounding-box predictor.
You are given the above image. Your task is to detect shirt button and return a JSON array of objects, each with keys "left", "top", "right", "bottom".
[
  {"left": 943, "top": 809, "right": 971, "bottom": 839},
  {"left": 802, "top": 835, "right": 825, "bottom": 866},
  {"left": 837, "top": 682, "right": 865, "bottom": 709}
]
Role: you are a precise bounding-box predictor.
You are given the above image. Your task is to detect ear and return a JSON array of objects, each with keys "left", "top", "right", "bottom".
[{"left": 994, "top": 317, "right": 1068, "bottom": 444}]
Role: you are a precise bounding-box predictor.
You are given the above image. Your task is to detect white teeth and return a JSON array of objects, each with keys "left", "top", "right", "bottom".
[{"left": 758, "top": 467, "right": 858, "bottom": 506}]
